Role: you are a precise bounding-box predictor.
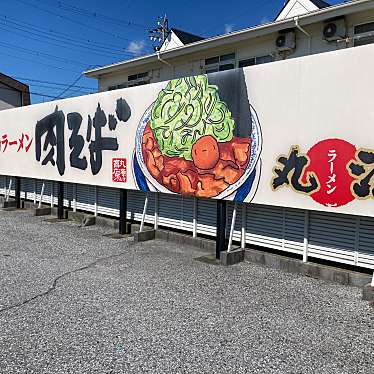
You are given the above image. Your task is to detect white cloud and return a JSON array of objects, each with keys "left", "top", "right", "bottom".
[
  {"left": 224, "top": 24, "right": 234, "bottom": 34},
  {"left": 260, "top": 17, "right": 270, "bottom": 25},
  {"left": 127, "top": 40, "right": 146, "bottom": 56}
]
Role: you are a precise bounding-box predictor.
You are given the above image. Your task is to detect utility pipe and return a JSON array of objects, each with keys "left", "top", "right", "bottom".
[
  {"left": 157, "top": 51, "right": 173, "bottom": 67},
  {"left": 241, "top": 203, "right": 246, "bottom": 249},
  {"left": 38, "top": 181, "right": 45, "bottom": 209},
  {"left": 295, "top": 16, "right": 311, "bottom": 54},
  {"left": 140, "top": 192, "right": 149, "bottom": 232},
  {"left": 227, "top": 202, "right": 237, "bottom": 252},
  {"left": 5, "top": 179, "right": 12, "bottom": 202}
]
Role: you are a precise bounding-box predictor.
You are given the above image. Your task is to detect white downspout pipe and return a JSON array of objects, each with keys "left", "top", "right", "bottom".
[
  {"left": 140, "top": 193, "right": 149, "bottom": 232},
  {"left": 157, "top": 51, "right": 174, "bottom": 78},
  {"left": 5, "top": 179, "right": 12, "bottom": 202},
  {"left": 157, "top": 51, "right": 173, "bottom": 67},
  {"left": 227, "top": 202, "right": 237, "bottom": 252},
  {"left": 38, "top": 181, "right": 45, "bottom": 209},
  {"left": 295, "top": 16, "right": 311, "bottom": 54}
]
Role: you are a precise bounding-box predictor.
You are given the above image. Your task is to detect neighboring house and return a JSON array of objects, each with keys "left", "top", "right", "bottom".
[
  {"left": 159, "top": 28, "right": 205, "bottom": 53},
  {"left": 85, "top": 0, "right": 374, "bottom": 92},
  {"left": 275, "top": 0, "right": 331, "bottom": 20},
  {"left": 0, "top": 73, "right": 30, "bottom": 110}
]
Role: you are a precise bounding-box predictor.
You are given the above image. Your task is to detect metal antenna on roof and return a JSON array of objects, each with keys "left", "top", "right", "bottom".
[{"left": 148, "top": 15, "right": 169, "bottom": 51}]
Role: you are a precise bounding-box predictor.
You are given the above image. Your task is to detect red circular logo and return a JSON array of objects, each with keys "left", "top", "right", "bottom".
[{"left": 304, "top": 139, "right": 356, "bottom": 207}]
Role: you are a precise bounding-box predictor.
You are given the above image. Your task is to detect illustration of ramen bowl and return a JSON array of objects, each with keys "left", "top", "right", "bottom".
[{"left": 133, "top": 74, "right": 262, "bottom": 200}]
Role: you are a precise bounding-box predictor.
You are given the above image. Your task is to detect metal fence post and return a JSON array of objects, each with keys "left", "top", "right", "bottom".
[
  {"left": 154, "top": 193, "right": 159, "bottom": 230},
  {"left": 50, "top": 182, "right": 54, "bottom": 208},
  {"left": 57, "top": 181, "right": 64, "bottom": 219},
  {"left": 38, "top": 181, "right": 45, "bottom": 208},
  {"left": 227, "top": 202, "right": 237, "bottom": 252},
  {"left": 94, "top": 186, "right": 98, "bottom": 217},
  {"left": 33, "top": 179, "right": 37, "bottom": 204},
  {"left": 15, "top": 176, "right": 21, "bottom": 209},
  {"left": 73, "top": 184, "right": 77, "bottom": 212},
  {"left": 5, "top": 178, "right": 12, "bottom": 202},
  {"left": 241, "top": 203, "right": 246, "bottom": 249},
  {"left": 216, "top": 199, "right": 227, "bottom": 259},
  {"left": 193, "top": 197, "right": 197, "bottom": 238},
  {"left": 303, "top": 210, "right": 310, "bottom": 263},
  {"left": 119, "top": 189, "right": 129, "bottom": 235},
  {"left": 140, "top": 192, "right": 149, "bottom": 232}
]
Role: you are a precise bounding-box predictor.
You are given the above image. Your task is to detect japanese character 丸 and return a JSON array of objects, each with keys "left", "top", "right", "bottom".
[{"left": 272, "top": 146, "right": 319, "bottom": 194}]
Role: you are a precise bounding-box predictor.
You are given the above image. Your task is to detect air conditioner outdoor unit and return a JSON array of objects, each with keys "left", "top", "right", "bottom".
[
  {"left": 276, "top": 30, "right": 296, "bottom": 52},
  {"left": 323, "top": 17, "right": 346, "bottom": 42}
]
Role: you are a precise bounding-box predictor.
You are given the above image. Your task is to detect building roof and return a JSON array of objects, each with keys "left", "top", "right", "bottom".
[
  {"left": 0, "top": 72, "right": 30, "bottom": 106},
  {"left": 275, "top": 0, "right": 331, "bottom": 20},
  {"left": 310, "top": 0, "right": 331, "bottom": 8},
  {"left": 171, "top": 28, "right": 205, "bottom": 45},
  {"left": 84, "top": 0, "right": 372, "bottom": 78}
]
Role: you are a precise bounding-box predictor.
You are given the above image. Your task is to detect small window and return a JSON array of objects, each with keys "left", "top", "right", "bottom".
[
  {"left": 128, "top": 74, "right": 138, "bottom": 81},
  {"left": 137, "top": 72, "right": 149, "bottom": 79},
  {"left": 204, "top": 53, "right": 236, "bottom": 73},
  {"left": 219, "top": 63, "right": 235, "bottom": 71},
  {"left": 239, "top": 54, "right": 273, "bottom": 68},
  {"left": 128, "top": 71, "right": 149, "bottom": 82},
  {"left": 256, "top": 55, "right": 273, "bottom": 65},
  {"left": 108, "top": 83, "right": 127, "bottom": 91},
  {"left": 354, "top": 22, "right": 374, "bottom": 46},
  {"left": 205, "top": 56, "right": 219, "bottom": 65},
  {"left": 220, "top": 53, "right": 235, "bottom": 62},
  {"left": 354, "top": 22, "right": 374, "bottom": 34},
  {"left": 238, "top": 58, "right": 255, "bottom": 68},
  {"left": 205, "top": 68, "right": 219, "bottom": 74}
]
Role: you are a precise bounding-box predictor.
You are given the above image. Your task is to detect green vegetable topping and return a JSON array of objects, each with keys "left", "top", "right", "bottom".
[{"left": 150, "top": 75, "right": 235, "bottom": 160}]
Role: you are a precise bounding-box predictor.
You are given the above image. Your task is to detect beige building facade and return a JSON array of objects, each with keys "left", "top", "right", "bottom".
[{"left": 86, "top": 0, "right": 374, "bottom": 93}]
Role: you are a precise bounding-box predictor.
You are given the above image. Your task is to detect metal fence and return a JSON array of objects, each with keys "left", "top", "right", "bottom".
[{"left": 1, "top": 175, "right": 374, "bottom": 270}]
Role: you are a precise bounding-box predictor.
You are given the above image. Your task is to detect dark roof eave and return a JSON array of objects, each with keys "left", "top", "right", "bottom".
[
  {"left": 0, "top": 72, "right": 29, "bottom": 91},
  {"left": 171, "top": 28, "right": 205, "bottom": 44}
]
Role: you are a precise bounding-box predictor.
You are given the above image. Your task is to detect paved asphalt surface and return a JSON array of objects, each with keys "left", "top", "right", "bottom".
[{"left": 0, "top": 209, "right": 373, "bottom": 374}]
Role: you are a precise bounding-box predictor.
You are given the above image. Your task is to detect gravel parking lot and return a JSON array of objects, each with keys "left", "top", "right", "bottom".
[{"left": 0, "top": 209, "right": 373, "bottom": 374}]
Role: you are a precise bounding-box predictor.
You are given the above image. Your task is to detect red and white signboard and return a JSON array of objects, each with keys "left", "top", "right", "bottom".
[{"left": 0, "top": 44, "right": 374, "bottom": 217}]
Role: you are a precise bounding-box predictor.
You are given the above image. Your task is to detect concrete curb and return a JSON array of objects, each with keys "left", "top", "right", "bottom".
[
  {"left": 50, "top": 207, "right": 69, "bottom": 219},
  {"left": 134, "top": 229, "right": 155, "bottom": 243},
  {"left": 155, "top": 230, "right": 215, "bottom": 253},
  {"left": 68, "top": 211, "right": 96, "bottom": 227},
  {"left": 7, "top": 203, "right": 371, "bottom": 289},
  {"left": 24, "top": 202, "right": 38, "bottom": 210},
  {"left": 0, "top": 198, "right": 17, "bottom": 209},
  {"left": 220, "top": 249, "right": 245, "bottom": 266},
  {"left": 362, "top": 284, "right": 374, "bottom": 301},
  {"left": 33, "top": 207, "right": 52, "bottom": 216},
  {"left": 245, "top": 247, "right": 372, "bottom": 288}
]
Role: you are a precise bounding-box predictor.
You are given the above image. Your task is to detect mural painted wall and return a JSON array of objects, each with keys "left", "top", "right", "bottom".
[{"left": 0, "top": 44, "right": 374, "bottom": 217}]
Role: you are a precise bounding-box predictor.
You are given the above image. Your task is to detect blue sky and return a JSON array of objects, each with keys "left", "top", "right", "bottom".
[{"left": 0, "top": 0, "right": 340, "bottom": 104}]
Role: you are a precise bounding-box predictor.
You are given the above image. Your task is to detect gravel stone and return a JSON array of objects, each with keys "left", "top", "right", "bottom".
[{"left": 0, "top": 209, "right": 373, "bottom": 373}]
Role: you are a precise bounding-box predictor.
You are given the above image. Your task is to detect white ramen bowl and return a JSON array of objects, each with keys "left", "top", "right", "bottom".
[{"left": 134, "top": 103, "right": 262, "bottom": 199}]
